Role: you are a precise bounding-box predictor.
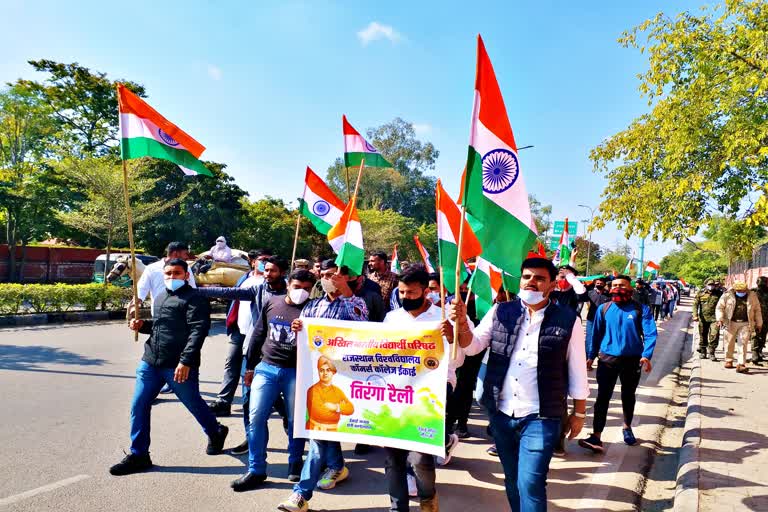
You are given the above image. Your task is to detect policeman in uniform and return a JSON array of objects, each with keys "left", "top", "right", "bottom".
[
  {"left": 751, "top": 276, "right": 768, "bottom": 364},
  {"left": 693, "top": 278, "right": 723, "bottom": 360}
]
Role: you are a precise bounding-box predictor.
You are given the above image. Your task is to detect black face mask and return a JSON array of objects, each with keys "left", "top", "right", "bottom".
[{"left": 402, "top": 296, "right": 425, "bottom": 311}]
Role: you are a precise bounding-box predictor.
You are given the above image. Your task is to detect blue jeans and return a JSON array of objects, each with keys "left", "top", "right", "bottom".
[
  {"left": 490, "top": 412, "right": 561, "bottom": 512},
  {"left": 130, "top": 360, "right": 220, "bottom": 456},
  {"left": 669, "top": 300, "right": 676, "bottom": 317},
  {"left": 585, "top": 319, "right": 594, "bottom": 357},
  {"left": 247, "top": 362, "right": 306, "bottom": 474},
  {"left": 293, "top": 440, "right": 345, "bottom": 501}
]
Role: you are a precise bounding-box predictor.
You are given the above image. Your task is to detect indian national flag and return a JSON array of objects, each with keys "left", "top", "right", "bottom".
[
  {"left": 460, "top": 36, "right": 537, "bottom": 288},
  {"left": 299, "top": 167, "right": 347, "bottom": 235},
  {"left": 413, "top": 235, "right": 436, "bottom": 273},
  {"left": 553, "top": 218, "right": 572, "bottom": 267},
  {"left": 644, "top": 260, "right": 660, "bottom": 279},
  {"left": 328, "top": 199, "right": 365, "bottom": 275},
  {"left": 390, "top": 244, "right": 402, "bottom": 274},
  {"left": 436, "top": 179, "right": 482, "bottom": 294},
  {"left": 117, "top": 84, "right": 212, "bottom": 176},
  {"left": 343, "top": 115, "right": 392, "bottom": 168},
  {"left": 623, "top": 251, "right": 636, "bottom": 275},
  {"left": 470, "top": 257, "right": 503, "bottom": 319}
]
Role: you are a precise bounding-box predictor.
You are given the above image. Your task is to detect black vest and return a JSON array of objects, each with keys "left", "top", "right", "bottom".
[{"left": 481, "top": 299, "right": 576, "bottom": 418}]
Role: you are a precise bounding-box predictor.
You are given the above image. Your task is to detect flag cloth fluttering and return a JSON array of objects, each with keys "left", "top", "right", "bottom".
[
  {"left": 527, "top": 240, "right": 547, "bottom": 259},
  {"left": 328, "top": 199, "right": 365, "bottom": 276},
  {"left": 343, "top": 115, "right": 392, "bottom": 169},
  {"left": 553, "top": 218, "right": 572, "bottom": 267},
  {"left": 470, "top": 257, "right": 503, "bottom": 319},
  {"left": 644, "top": 260, "right": 660, "bottom": 279},
  {"left": 117, "top": 84, "right": 212, "bottom": 176},
  {"left": 390, "top": 244, "right": 402, "bottom": 274},
  {"left": 623, "top": 251, "right": 636, "bottom": 275},
  {"left": 460, "top": 36, "right": 537, "bottom": 291},
  {"left": 413, "top": 235, "right": 436, "bottom": 273},
  {"left": 299, "top": 167, "right": 347, "bottom": 235},
  {"left": 436, "top": 179, "right": 482, "bottom": 294}
]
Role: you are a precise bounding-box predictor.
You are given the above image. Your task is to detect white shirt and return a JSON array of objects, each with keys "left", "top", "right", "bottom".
[
  {"left": 464, "top": 301, "right": 589, "bottom": 417},
  {"left": 136, "top": 259, "right": 198, "bottom": 316},
  {"left": 237, "top": 274, "right": 263, "bottom": 335},
  {"left": 384, "top": 304, "right": 465, "bottom": 388}
]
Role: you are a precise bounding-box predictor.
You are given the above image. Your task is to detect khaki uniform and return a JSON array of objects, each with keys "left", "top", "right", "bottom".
[
  {"left": 693, "top": 287, "right": 723, "bottom": 354},
  {"left": 752, "top": 286, "right": 768, "bottom": 359},
  {"left": 716, "top": 290, "right": 763, "bottom": 365}
]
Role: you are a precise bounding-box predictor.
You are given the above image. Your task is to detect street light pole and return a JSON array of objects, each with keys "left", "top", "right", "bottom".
[{"left": 578, "top": 204, "right": 596, "bottom": 276}]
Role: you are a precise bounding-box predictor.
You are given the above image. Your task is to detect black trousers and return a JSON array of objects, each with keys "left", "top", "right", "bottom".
[
  {"left": 652, "top": 305, "right": 662, "bottom": 321},
  {"left": 592, "top": 356, "right": 642, "bottom": 434},
  {"left": 446, "top": 349, "right": 486, "bottom": 430}
]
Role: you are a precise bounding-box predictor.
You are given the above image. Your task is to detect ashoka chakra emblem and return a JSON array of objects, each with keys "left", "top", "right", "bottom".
[
  {"left": 481, "top": 148, "right": 519, "bottom": 194},
  {"left": 158, "top": 128, "right": 180, "bottom": 146},
  {"left": 363, "top": 139, "right": 378, "bottom": 153},
  {"left": 312, "top": 200, "right": 331, "bottom": 217}
]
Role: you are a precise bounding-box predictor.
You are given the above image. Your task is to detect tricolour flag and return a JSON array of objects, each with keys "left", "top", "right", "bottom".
[
  {"left": 470, "top": 257, "right": 503, "bottom": 319},
  {"left": 117, "top": 84, "right": 212, "bottom": 176},
  {"left": 327, "top": 199, "right": 365, "bottom": 276},
  {"left": 413, "top": 235, "right": 436, "bottom": 273},
  {"left": 460, "top": 36, "right": 537, "bottom": 289},
  {"left": 436, "top": 179, "right": 482, "bottom": 294},
  {"left": 527, "top": 240, "right": 547, "bottom": 259},
  {"left": 622, "top": 251, "right": 636, "bottom": 275},
  {"left": 644, "top": 260, "right": 660, "bottom": 279},
  {"left": 343, "top": 115, "right": 392, "bottom": 169},
  {"left": 390, "top": 244, "right": 402, "bottom": 274},
  {"left": 299, "top": 167, "right": 347, "bottom": 235},
  {"left": 553, "top": 218, "right": 572, "bottom": 267}
]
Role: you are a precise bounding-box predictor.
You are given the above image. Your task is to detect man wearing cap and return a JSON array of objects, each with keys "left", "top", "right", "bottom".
[
  {"left": 751, "top": 276, "right": 768, "bottom": 364},
  {"left": 715, "top": 282, "right": 762, "bottom": 373},
  {"left": 693, "top": 279, "right": 724, "bottom": 361}
]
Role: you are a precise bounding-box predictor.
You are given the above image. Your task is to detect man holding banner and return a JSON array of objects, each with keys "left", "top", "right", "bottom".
[{"left": 450, "top": 257, "right": 589, "bottom": 512}]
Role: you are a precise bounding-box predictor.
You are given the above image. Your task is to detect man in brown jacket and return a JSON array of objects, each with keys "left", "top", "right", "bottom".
[{"left": 716, "top": 281, "right": 762, "bottom": 373}]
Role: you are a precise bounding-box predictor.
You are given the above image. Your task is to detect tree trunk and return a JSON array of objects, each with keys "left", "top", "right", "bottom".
[
  {"left": 6, "top": 216, "right": 17, "bottom": 283},
  {"left": 17, "top": 240, "right": 28, "bottom": 283},
  {"left": 104, "top": 227, "right": 113, "bottom": 287}
]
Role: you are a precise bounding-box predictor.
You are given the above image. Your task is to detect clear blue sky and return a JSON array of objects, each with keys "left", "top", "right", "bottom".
[{"left": 3, "top": 0, "right": 707, "bottom": 264}]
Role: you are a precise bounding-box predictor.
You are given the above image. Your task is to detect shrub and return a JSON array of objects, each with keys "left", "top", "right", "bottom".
[{"left": 0, "top": 283, "right": 133, "bottom": 315}]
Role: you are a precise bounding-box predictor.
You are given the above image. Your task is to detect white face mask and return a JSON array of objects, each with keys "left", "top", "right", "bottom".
[
  {"left": 289, "top": 288, "right": 310, "bottom": 305},
  {"left": 518, "top": 289, "right": 546, "bottom": 306},
  {"left": 321, "top": 278, "right": 337, "bottom": 295}
]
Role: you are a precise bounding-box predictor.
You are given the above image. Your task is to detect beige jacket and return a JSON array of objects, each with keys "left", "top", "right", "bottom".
[{"left": 715, "top": 290, "right": 763, "bottom": 330}]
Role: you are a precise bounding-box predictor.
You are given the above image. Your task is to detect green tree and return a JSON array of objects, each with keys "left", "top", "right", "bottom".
[
  {"left": 594, "top": 250, "right": 631, "bottom": 275},
  {"left": 358, "top": 209, "right": 418, "bottom": 261},
  {"left": 55, "top": 157, "right": 186, "bottom": 280},
  {"left": 573, "top": 236, "right": 603, "bottom": 274},
  {"left": 326, "top": 118, "right": 439, "bottom": 223},
  {"left": 703, "top": 215, "right": 766, "bottom": 267},
  {"left": 19, "top": 60, "right": 145, "bottom": 156},
  {"left": 590, "top": 0, "right": 768, "bottom": 241},
  {"left": 660, "top": 242, "right": 728, "bottom": 285},
  {"left": 0, "top": 84, "right": 59, "bottom": 281},
  {"left": 133, "top": 160, "right": 248, "bottom": 256}
]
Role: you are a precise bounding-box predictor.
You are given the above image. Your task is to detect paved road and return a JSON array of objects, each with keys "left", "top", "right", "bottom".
[{"left": 0, "top": 305, "right": 692, "bottom": 511}]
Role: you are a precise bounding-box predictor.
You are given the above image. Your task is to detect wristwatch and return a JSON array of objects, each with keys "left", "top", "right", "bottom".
[{"left": 572, "top": 411, "right": 586, "bottom": 419}]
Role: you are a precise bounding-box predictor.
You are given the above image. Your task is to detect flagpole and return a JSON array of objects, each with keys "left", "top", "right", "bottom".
[
  {"left": 345, "top": 165, "right": 352, "bottom": 202},
  {"left": 439, "top": 266, "right": 446, "bottom": 322},
  {"left": 351, "top": 158, "right": 364, "bottom": 205},
  {"left": 452, "top": 205, "right": 467, "bottom": 360},
  {"left": 122, "top": 159, "right": 140, "bottom": 343},
  {"left": 290, "top": 210, "right": 301, "bottom": 270}
]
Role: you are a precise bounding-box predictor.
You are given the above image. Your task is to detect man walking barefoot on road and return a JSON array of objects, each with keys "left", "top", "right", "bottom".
[
  {"left": 450, "top": 257, "right": 589, "bottom": 512},
  {"left": 580, "top": 275, "right": 657, "bottom": 453},
  {"left": 110, "top": 258, "right": 228, "bottom": 476}
]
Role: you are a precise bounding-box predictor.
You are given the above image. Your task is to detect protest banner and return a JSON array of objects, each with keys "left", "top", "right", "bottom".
[{"left": 295, "top": 318, "right": 448, "bottom": 457}]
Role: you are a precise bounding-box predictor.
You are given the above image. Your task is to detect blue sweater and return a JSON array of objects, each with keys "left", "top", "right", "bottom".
[{"left": 589, "top": 301, "right": 657, "bottom": 360}]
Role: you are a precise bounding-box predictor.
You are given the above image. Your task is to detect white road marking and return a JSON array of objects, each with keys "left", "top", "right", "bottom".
[{"left": 0, "top": 474, "right": 91, "bottom": 506}]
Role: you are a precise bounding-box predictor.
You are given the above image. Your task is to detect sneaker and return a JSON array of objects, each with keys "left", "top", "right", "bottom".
[
  {"left": 623, "top": 428, "right": 637, "bottom": 446},
  {"left": 709, "top": 353, "right": 718, "bottom": 362},
  {"left": 552, "top": 445, "right": 566, "bottom": 457},
  {"left": 230, "top": 439, "right": 249, "bottom": 455},
  {"left": 578, "top": 434, "right": 604, "bottom": 454},
  {"left": 288, "top": 460, "right": 304, "bottom": 482},
  {"left": 277, "top": 492, "right": 309, "bottom": 512},
  {"left": 736, "top": 365, "right": 749, "bottom": 374},
  {"left": 206, "top": 424, "right": 229, "bottom": 455},
  {"left": 109, "top": 452, "right": 153, "bottom": 476},
  {"left": 486, "top": 445, "right": 498, "bottom": 457},
  {"left": 353, "top": 443, "right": 372, "bottom": 455},
  {"left": 317, "top": 465, "right": 349, "bottom": 490},
  {"left": 407, "top": 473, "right": 418, "bottom": 497},
  {"left": 454, "top": 424, "right": 470, "bottom": 439},
  {"left": 230, "top": 472, "right": 267, "bottom": 492},
  {"left": 437, "top": 434, "right": 459, "bottom": 466},
  {"left": 208, "top": 400, "right": 231, "bottom": 417}
]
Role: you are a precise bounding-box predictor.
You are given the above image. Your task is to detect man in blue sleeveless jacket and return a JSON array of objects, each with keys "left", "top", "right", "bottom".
[{"left": 450, "top": 257, "right": 589, "bottom": 512}]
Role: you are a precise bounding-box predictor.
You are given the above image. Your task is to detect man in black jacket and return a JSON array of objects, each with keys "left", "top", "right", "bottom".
[{"left": 110, "top": 258, "right": 229, "bottom": 476}]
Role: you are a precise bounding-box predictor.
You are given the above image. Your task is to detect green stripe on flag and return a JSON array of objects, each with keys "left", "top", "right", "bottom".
[
  {"left": 300, "top": 200, "right": 333, "bottom": 235},
  {"left": 335, "top": 242, "right": 366, "bottom": 277},
  {"left": 344, "top": 152, "right": 392, "bottom": 168},
  {"left": 121, "top": 137, "right": 213, "bottom": 176},
  {"left": 463, "top": 146, "right": 537, "bottom": 276},
  {"left": 437, "top": 239, "right": 467, "bottom": 295},
  {"left": 469, "top": 268, "right": 494, "bottom": 320}
]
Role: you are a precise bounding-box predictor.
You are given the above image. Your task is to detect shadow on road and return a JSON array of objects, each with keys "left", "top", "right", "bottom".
[{"left": 0, "top": 344, "right": 107, "bottom": 370}]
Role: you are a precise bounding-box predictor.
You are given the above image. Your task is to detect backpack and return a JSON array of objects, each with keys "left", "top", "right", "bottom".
[{"left": 601, "top": 301, "right": 644, "bottom": 339}]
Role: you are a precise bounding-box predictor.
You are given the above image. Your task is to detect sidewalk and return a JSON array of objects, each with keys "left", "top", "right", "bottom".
[{"left": 677, "top": 330, "right": 768, "bottom": 511}]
